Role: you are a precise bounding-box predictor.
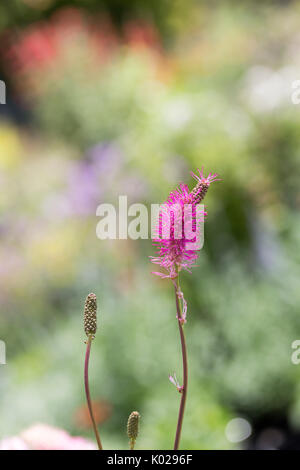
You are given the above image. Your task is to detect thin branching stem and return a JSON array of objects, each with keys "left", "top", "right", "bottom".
[{"left": 173, "top": 274, "right": 188, "bottom": 450}]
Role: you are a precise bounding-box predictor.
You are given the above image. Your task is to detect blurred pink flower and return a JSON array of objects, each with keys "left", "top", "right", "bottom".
[
  {"left": 124, "top": 19, "right": 161, "bottom": 51},
  {"left": 0, "top": 424, "right": 97, "bottom": 450},
  {"left": 1, "top": 7, "right": 160, "bottom": 95},
  {"left": 0, "top": 436, "right": 29, "bottom": 450}
]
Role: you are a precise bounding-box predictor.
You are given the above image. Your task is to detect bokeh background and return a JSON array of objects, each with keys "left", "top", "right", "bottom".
[{"left": 1, "top": 0, "right": 300, "bottom": 450}]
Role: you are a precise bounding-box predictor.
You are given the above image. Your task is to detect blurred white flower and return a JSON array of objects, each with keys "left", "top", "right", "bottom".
[
  {"left": 225, "top": 417, "right": 252, "bottom": 443},
  {"left": 163, "top": 97, "right": 193, "bottom": 130},
  {"left": 243, "top": 65, "right": 298, "bottom": 112}
]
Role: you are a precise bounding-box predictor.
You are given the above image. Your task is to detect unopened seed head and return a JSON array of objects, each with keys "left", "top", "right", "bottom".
[
  {"left": 127, "top": 411, "right": 140, "bottom": 441},
  {"left": 84, "top": 293, "right": 97, "bottom": 338},
  {"left": 190, "top": 181, "right": 209, "bottom": 204}
]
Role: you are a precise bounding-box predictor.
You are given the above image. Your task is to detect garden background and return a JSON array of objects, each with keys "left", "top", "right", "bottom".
[{"left": 1, "top": 0, "right": 300, "bottom": 450}]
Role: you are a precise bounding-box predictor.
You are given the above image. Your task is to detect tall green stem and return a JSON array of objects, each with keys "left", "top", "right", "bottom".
[
  {"left": 173, "top": 274, "right": 188, "bottom": 450},
  {"left": 84, "top": 335, "right": 103, "bottom": 450}
]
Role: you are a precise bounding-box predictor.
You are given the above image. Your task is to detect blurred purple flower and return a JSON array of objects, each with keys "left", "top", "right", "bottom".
[
  {"left": 67, "top": 162, "right": 101, "bottom": 216},
  {"left": 66, "top": 143, "right": 122, "bottom": 216},
  {"left": 65, "top": 143, "right": 149, "bottom": 215},
  {"left": 89, "top": 143, "right": 122, "bottom": 177}
]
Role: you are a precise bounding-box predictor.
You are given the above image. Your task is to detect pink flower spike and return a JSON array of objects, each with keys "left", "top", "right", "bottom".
[
  {"left": 191, "top": 168, "right": 221, "bottom": 186},
  {"left": 151, "top": 167, "right": 220, "bottom": 279},
  {"left": 151, "top": 271, "right": 171, "bottom": 279}
]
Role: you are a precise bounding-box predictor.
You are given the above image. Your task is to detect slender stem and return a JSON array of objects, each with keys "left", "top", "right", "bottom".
[
  {"left": 173, "top": 275, "right": 188, "bottom": 450},
  {"left": 84, "top": 335, "right": 103, "bottom": 450},
  {"left": 129, "top": 438, "right": 136, "bottom": 450}
]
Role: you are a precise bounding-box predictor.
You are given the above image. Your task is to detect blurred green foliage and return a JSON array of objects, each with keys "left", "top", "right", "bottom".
[{"left": 1, "top": 0, "right": 300, "bottom": 449}]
